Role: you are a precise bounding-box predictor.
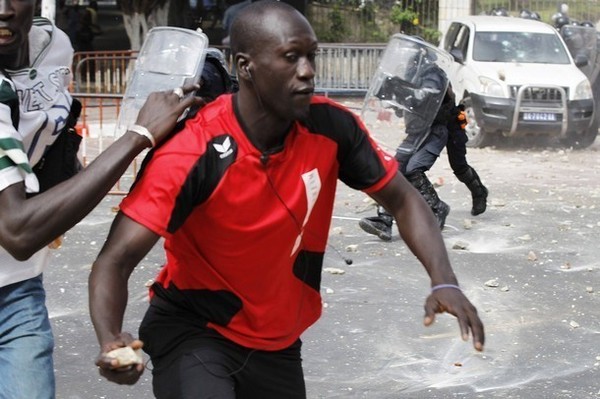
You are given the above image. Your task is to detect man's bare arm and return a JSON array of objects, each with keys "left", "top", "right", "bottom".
[
  {"left": 89, "top": 212, "right": 160, "bottom": 385},
  {"left": 0, "top": 86, "right": 201, "bottom": 260},
  {"left": 370, "top": 173, "right": 484, "bottom": 350}
]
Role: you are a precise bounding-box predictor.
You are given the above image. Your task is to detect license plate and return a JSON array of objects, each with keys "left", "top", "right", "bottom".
[{"left": 523, "top": 112, "right": 557, "bottom": 121}]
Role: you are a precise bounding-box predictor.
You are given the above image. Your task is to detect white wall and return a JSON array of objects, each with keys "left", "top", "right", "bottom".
[{"left": 438, "top": 0, "right": 471, "bottom": 35}]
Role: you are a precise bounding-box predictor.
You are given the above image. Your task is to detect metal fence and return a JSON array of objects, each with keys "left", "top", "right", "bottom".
[
  {"left": 315, "top": 43, "right": 384, "bottom": 95},
  {"left": 70, "top": 92, "right": 140, "bottom": 195},
  {"left": 72, "top": 50, "right": 137, "bottom": 94},
  {"left": 70, "top": 44, "right": 385, "bottom": 194},
  {"left": 72, "top": 45, "right": 386, "bottom": 97}
]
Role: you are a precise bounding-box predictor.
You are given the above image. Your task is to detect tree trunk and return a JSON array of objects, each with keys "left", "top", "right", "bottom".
[
  {"left": 122, "top": 12, "right": 147, "bottom": 51},
  {"left": 147, "top": 2, "right": 170, "bottom": 29},
  {"left": 120, "top": 0, "right": 171, "bottom": 50}
]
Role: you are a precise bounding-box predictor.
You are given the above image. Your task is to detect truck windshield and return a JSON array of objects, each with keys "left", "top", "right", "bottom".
[{"left": 473, "top": 32, "right": 571, "bottom": 64}]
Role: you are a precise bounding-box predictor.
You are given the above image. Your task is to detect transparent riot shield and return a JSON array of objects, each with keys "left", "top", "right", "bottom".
[
  {"left": 361, "top": 34, "right": 452, "bottom": 157},
  {"left": 115, "top": 27, "right": 209, "bottom": 136},
  {"left": 561, "top": 24, "right": 598, "bottom": 82}
]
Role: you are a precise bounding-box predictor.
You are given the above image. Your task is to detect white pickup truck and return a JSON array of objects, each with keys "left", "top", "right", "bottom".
[{"left": 440, "top": 15, "right": 597, "bottom": 148}]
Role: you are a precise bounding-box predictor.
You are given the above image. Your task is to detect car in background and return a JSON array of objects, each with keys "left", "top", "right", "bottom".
[{"left": 440, "top": 15, "right": 596, "bottom": 148}]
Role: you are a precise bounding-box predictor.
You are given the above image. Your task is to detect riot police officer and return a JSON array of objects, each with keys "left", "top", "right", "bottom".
[{"left": 359, "top": 38, "right": 488, "bottom": 241}]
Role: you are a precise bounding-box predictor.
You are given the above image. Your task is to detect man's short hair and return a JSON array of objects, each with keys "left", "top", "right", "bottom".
[{"left": 229, "top": 0, "right": 300, "bottom": 57}]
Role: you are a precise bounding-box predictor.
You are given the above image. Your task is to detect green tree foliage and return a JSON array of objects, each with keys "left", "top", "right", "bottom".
[
  {"left": 321, "top": 7, "right": 349, "bottom": 42},
  {"left": 308, "top": 0, "right": 441, "bottom": 43},
  {"left": 390, "top": 3, "right": 419, "bottom": 32}
]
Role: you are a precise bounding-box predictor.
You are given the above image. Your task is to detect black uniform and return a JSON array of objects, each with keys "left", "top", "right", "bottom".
[{"left": 359, "top": 81, "right": 488, "bottom": 241}]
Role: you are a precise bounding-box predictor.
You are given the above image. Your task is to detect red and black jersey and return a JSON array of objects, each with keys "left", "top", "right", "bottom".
[{"left": 121, "top": 94, "right": 397, "bottom": 353}]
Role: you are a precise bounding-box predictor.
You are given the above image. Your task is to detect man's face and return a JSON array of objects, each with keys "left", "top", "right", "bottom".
[
  {"left": 251, "top": 15, "right": 318, "bottom": 121},
  {"left": 0, "top": 0, "right": 35, "bottom": 62}
]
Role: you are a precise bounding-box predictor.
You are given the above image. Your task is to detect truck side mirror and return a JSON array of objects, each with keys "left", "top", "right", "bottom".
[
  {"left": 450, "top": 48, "right": 464, "bottom": 64},
  {"left": 575, "top": 54, "right": 589, "bottom": 68}
]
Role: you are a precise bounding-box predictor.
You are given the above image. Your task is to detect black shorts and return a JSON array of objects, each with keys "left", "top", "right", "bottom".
[{"left": 151, "top": 330, "right": 306, "bottom": 399}]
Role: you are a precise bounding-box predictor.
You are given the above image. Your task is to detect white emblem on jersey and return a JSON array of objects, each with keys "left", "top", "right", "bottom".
[
  {"left": 291, "top": 169, "right": 322, "bottom": 256},
  {"left": 213, "top": 136, "right": 233, "bottom": 159}
]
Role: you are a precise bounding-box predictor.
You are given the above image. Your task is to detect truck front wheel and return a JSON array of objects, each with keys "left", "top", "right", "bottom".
[
  {"left": 462, "top": 96, "right": 493, "bottom": 148},
  {"left": 560, "top": 119, "right": 598, "bottom": 149}
]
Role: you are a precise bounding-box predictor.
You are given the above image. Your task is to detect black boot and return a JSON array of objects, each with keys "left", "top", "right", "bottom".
[
  {"left": 406, "top": 171, "right": 450, "bottom": 230},
  {"left": 359, "top": 205, "right": 394, "bottom": 241},
  {"left": 456, "top": 166, "right": 488, "bottom": 216}
]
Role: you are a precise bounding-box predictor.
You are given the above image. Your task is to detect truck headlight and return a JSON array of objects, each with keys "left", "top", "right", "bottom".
[
  {"left": 574, "top": 80, "right": 593, "bottom": 100},
  {"left": 479, "top": 76, "right": 504, "bottom": 97}
]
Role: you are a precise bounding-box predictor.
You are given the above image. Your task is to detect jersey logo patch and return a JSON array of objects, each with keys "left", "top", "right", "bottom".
[
  {"left": 291, "top": 169, "right": 321, "bottom": 256},
  {"left": 213, "top": 136, "right": 233, "bottom": 159}
]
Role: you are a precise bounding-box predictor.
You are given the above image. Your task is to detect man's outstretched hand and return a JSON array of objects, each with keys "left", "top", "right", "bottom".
[{"left": 423, "top": 287, "right": 485, "bottom": 351}]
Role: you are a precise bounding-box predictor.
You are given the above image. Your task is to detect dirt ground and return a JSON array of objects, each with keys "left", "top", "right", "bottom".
[{"left": 45, "top": 98, "right": 600, "bottom": 398}]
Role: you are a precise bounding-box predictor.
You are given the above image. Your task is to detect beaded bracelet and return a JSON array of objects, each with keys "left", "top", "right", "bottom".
[{"left": 431, "top": 284, "right": 461, "bottom": 293}]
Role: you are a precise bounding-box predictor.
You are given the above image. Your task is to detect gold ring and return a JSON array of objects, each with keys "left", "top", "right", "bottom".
[{"left": 173, "top": 87, "right": 184, "bottom": 100}]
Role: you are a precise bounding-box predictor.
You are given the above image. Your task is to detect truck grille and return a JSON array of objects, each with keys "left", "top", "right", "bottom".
[{"left": 509, "top": 86, "right": 568, "bottom": 103}]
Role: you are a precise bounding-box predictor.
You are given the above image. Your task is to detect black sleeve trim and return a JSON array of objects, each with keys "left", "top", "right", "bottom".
[
  {"left": 302, "top": 103, "right": 389, "bottom": 190},
  {"left": 166, "top": 134, "right": 238, "bottom": 233}
]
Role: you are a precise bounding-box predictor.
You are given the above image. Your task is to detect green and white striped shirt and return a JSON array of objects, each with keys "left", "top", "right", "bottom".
[{"left": 0, "top": 17, "right": 74, "bottom": 287}]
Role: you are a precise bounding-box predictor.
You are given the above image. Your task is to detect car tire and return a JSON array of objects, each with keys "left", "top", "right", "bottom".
[
  {"left": 462, "top": 96, "right": 493, "bottom": 148},
  {"left": 560, "top": 120, "right": 598, "bottom": 149}
]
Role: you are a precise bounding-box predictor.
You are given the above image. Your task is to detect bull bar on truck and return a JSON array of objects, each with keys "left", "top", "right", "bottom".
[{"left": 470, "top": 83, "right": 594, "bottom": 139}]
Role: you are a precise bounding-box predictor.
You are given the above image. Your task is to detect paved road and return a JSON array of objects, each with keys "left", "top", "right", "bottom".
[{"left": 46, "top": 102, "right": 600, "bottom": 398}]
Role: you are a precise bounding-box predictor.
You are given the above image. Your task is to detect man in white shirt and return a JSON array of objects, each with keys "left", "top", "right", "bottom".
[{"left": 0, "top": 1, "right": 200, "bottom": 397}]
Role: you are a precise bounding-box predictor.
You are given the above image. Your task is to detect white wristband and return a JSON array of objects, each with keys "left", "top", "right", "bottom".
[{"left": 128, "top": 124, "right": 155, "bottom": 148}]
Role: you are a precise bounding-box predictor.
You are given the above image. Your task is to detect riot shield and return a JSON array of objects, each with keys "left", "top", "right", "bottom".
[
  {"left": 115, "top": 27, "right": 209, "bottom": 136},
  {"left": 361, "top": 34, "right": 452, "bottom": 157},
  {"left": 560, "top": 24, "right": 598, "bottom": 82}
]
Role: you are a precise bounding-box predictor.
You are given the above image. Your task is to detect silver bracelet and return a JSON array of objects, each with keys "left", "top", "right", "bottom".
[
  {"left": 431, "top": 284, "right": 461, "bottom": 293},
  {"left": 128, "top": 124, "right": 155, "bottom": 148}
]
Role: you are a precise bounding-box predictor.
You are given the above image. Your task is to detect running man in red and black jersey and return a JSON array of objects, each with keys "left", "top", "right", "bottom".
[{"left": 89, "top": 1, "right": 485, "bottom": 397}]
